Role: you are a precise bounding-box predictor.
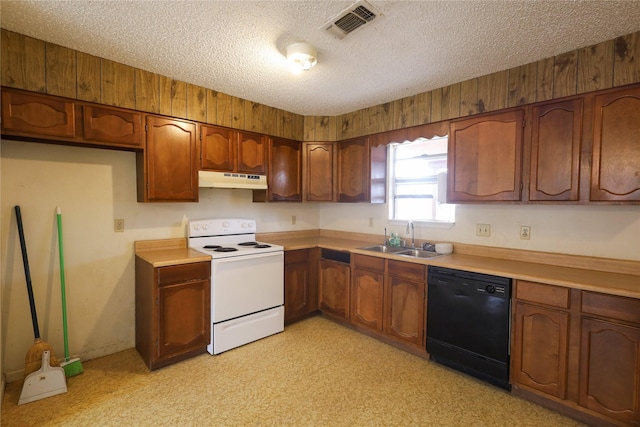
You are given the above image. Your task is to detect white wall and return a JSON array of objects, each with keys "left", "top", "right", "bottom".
[
  {"left": 0, "top": 140, "right": 318, "bottom": 381},
  {"left": 319, "top": 202, "right": 640, "bottom": 260},
  {"left": 1, "top": 139, "right": 639, "bottom": 382}
]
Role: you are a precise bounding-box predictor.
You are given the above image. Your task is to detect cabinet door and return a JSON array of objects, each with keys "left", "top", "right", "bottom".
[
  {"left": 338, "top": 137, "right": 370, "bottom": 202},
  {"left": 529, "top": 98, "right": 583, "bottom": 201},
  {"left": 284, "top": 249, "right": 318, "bottom": 323},
  {"left": 83, "top": 104, "right": 143, "bottom": 148},
  {"left": 268, "top": 137, "right": 302, "bottom": 201},
  {"left": 579, "top": 317, "right": 640, "bottom": 424},
  {"left": 448, "top": 110, "right": 524, "bottom": 202},
  {"left": 1, "top": 89, "right": 75, "bottom": 138},
  {"left": 351, "top": 268, "right": 384, "bottom": 331},
  {"left": 238, "top": 130, "right": 267, "bottom": 174},
  {"left": 384, "top": 274, "right": 425, "bottom": 347},
  {"left": 157, "top": 278, "right": 210, "bottom": 359},
  {"left": 304, "top": 143, "right": 336, "bottom": 202},
  {"left": 511, "top": 302, "right": 570, "bottom": 399},
  {"left": 144, "top": 116, "right": 198, "bottom": 202},
  {"left": 591, "top": 85, "right": 640, "bottom": 201},
  {"left": 318, "top": 259, "right": 350, "bottom": 319},
  {"left": 200, "top": 124, "right": 236, "bottom": 171}
]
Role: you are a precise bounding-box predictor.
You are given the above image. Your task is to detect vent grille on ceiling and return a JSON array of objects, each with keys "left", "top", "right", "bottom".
[{"left": 323, "top": 1, "right": 382, "bottom": 39}]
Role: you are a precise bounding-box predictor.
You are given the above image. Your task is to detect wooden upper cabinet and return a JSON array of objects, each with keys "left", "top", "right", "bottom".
[
  {"left": 529, "top": 98, "right": 583, "bottom": 201},
  {"left": 448, "top": 110, "right": 525, "bottom": 202},
  {"left": 200, "top": 125, "right": 266, "bottom": 174},
  {"left": 82, "top": 104, "right": 144, "bottom": 148},
  {"left": 1, "top": 88, "right": 75, "bottom": 138},
  {"left": 237, "top": 130, "right": 267, "bottom": 174},
  {"left": 590, "top": 85, "right": 640, "bottom": 202},
  {"left": 266, "top": 137, "right": 302, "bottom": 202},
  {"left": 337, "top": 136, "right": 387, "bottom": 203},
  {"left": 304, "top": 142, "right": 337, "bottom": 202},
  {"left": 140, "top": 115, "right": 198, "bottom": 202},
  {"left": 200, "top": 124, "right": 236, "bottom": 171}
]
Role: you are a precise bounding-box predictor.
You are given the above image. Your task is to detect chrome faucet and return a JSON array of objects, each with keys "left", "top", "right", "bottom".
[{"left": 406, "top": 221, "right": 415, "bottom": 248}]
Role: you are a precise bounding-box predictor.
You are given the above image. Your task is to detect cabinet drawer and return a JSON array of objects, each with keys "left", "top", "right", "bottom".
[
  {"left": 582, "top": 291, "right": 640, "bottom": 324},
  {"left": 285, "top": 249, "right": 309, "bottom": 265},
  {"left": 387, "top": 260, "right": 425, "bottom": 282},
  {"left": 353, "top": 254, "right": 385, "bottom": 272},
  {"left": 157, "top": 262, "right": 210, "bottom": 286},
  {"left": 515, "top": 281, "right": 570, "bottom": 309}
]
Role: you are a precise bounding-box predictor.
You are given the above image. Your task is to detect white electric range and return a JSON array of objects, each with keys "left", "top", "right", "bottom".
[{"left": 188, "top": 218, "right": 284, "bottom": 355}]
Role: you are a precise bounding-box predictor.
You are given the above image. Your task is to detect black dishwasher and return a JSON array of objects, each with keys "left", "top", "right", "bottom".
[{"left": 426, "top": 266, "right": 512, "bottom": 390}]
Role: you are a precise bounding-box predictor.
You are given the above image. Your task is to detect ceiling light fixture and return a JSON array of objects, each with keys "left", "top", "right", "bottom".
[{"left": 286, "top": 42, "right": 317, "bottom": 71}]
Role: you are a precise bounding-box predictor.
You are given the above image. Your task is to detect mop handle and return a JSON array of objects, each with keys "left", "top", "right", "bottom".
[
  {"left": 15, "top": 206, "right": 41, "bottom": 340},
  {"left": 56, "top": 207, "right": 70, "bottom": 360}
]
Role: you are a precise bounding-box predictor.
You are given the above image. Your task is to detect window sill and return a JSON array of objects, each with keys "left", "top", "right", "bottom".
[{"left": 389, "top": 219, "right": 455, "bottom": 229}]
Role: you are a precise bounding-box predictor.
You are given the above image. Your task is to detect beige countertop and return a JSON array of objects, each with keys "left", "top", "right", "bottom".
[
  {"left": 261, "top": 235, "right": 640, "bottom": 299},
  {"left": 134, "top": 238, "right": 210, "bottom": 267},
  {"left": 135, "top": 248, "right": 210, "bottom": 267},
  {"left": 133, "top": 235, "right": 639, "bottom": 299}
]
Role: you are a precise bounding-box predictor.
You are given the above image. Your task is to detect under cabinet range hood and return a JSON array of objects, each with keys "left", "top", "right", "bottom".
[{"left": 198, "top": 170, "right": 267, "bottom": 190}]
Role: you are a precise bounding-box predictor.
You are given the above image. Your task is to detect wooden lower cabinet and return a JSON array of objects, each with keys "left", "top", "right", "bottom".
[
  {"left": 318, "top": 257, "right": 350, "bottom": 319},
  {"left": 512, "top": 280, "right": 640, "bottom": 426},
  {"left": 284, "top": 249, "right": 318, "bottom": 324},
  {"left": 135, "top": 259, "right": 210, "bottom": 370},
  {"left": 579, "top": 318, "right": 640, "bottom": 424},
  {"left": 384, "top": 260, "right": 426, "bottom": 348},
  {"left": 512, "top": 301, "right": 570, "bottom": 399},
  {"left": 351, "top": 255, "right": 385, "bottom": 331}
]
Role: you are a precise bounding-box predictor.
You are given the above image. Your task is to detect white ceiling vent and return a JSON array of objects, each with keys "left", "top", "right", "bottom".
[{"left": 323, "top": 1, "right": 382, "bottom": 39}]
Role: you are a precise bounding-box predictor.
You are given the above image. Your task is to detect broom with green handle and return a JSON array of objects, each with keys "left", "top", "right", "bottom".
[{"left": 56, "top": 207, "right": 83, "bottom": 377}]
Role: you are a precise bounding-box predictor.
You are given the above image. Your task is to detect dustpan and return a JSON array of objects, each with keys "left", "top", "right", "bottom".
[{"left": 18, "top": 350, "right": 67, "bottom": 405}]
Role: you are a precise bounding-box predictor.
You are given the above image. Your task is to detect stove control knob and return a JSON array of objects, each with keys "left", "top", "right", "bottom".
[
  {"left": 222, "top": 221, "right": 230, "bottom": 229},
  {"left": 193, "top": 224, "right": 200, "bottom": 231},
  {"left": 202, "top": 224, "right": 208, "bottom": 230},
  {"left": 485, "top": 285, "right": 496, "bottom": 294}
]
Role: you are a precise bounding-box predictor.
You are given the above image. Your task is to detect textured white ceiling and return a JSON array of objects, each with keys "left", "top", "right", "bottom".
[{"left": 2, "top": 1, "right": 640, "bottom": 116}]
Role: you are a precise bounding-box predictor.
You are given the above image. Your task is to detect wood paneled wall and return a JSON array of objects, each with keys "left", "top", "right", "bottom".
[
  {"left": 304, "top": 31, "right": 640, "bottom": 142},
  {"left": 2, "top": 28, "right": 639, "bottom": 144},
  {"left": 0, "top": 29, "right": 304, "bottom": 140}
]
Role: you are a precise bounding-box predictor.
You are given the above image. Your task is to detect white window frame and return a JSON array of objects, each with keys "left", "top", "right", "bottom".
[{"left": 387, "top": 137, "right": 455, "bottom": 229}]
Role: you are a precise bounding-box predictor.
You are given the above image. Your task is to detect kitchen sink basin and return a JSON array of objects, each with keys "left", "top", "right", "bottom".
[
  {"left": 358, "top": 245, "right": 407, "bottom": 253},
  {"left": 397, "top": 248, "right": 443, "bottom": 259}
]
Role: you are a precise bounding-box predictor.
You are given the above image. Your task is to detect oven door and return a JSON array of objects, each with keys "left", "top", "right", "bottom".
[{"left": 211, "top": 251, "right": 284, "bottom": 323}]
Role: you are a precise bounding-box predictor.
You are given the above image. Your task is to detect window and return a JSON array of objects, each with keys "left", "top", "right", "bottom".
[{"left": 388, "top": 136, "right": 455, "bottom": 223}]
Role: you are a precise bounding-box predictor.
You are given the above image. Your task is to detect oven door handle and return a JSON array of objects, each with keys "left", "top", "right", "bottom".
[{"left": 212, "top": 251, "right": 283, "bottom": 263}]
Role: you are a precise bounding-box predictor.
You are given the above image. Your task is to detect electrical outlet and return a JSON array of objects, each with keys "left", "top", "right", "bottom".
[
  {"left": 291, "top": 215, "right": 296, "bottom": 225},
  {"left": 114, "top": 218, "right": 125, "bottom": 232},
  {"left": 476, "top": 224, "right": 491, "bottom": 237},
  {"left": 520, "top": 226, "right": 531, "bottom": 240}
]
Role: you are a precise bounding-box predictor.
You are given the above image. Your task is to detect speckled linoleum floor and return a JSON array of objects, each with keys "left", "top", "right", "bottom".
[{"left": 2, "top": 316, "right": 584, "bottom": 426}]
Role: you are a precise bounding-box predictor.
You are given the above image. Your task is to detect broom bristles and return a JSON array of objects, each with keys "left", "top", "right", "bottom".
[
  {"left": 61, "top": 357, "right": 83, "bottom": 377},
  {"left": 24, "top": 339, "right": 59, "bottom": 376}
]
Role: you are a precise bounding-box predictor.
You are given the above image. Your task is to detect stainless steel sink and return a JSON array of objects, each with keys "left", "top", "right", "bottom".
[
  {"left": 397, "top": 248, "right": 443, "bottom": 259},
  {"left": 358, "top": 245, "right": 407, "bottom": 253}
]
